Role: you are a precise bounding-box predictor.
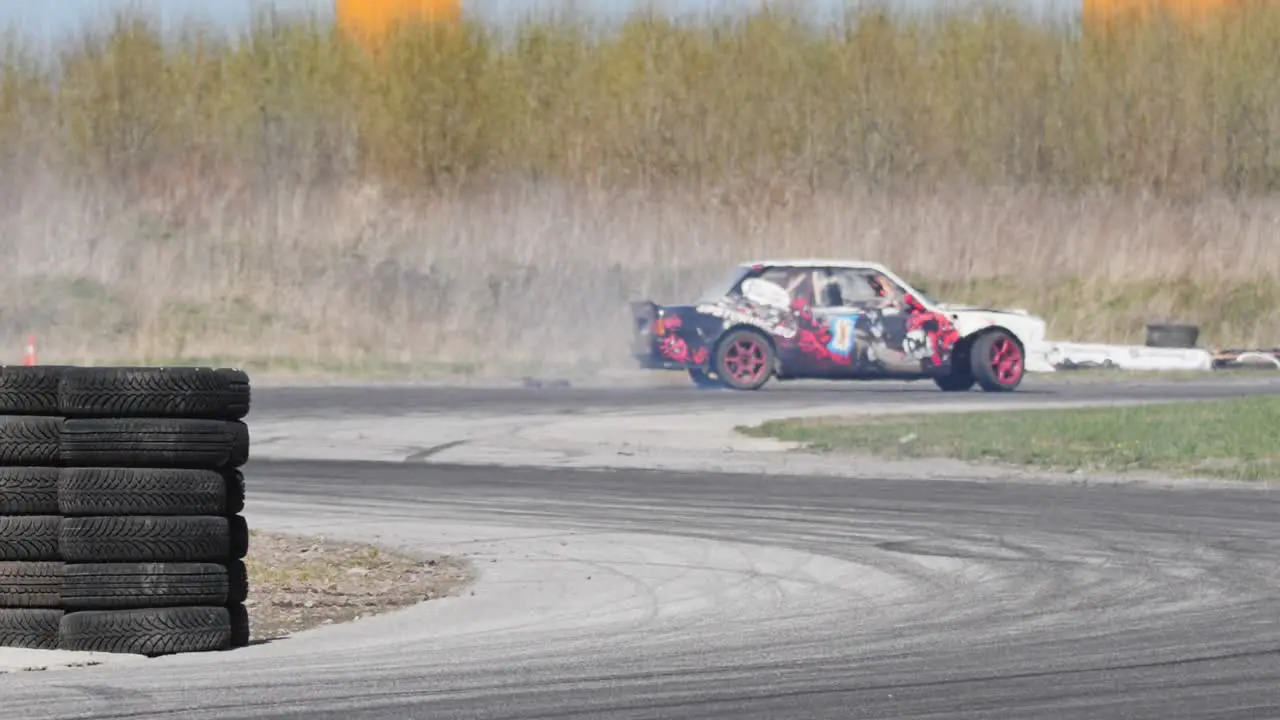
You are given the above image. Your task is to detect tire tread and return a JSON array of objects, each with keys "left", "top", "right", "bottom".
[
  {"left": 0, "top": 417, "right": 62, "bottom": 466},
  {"left": 0, "top": 562, "right": 62, "bottom": 608},
  {"left": 60, "top": 418, "right": 249, "bottom": 469},
  {"left": 0, "top": 516, "right": 60, "bottom": 561},
  {"left": 60, "top": 516, "right": 231, "bottom": 563},
  {"left": 0, "top": 468, "right": 59, "bottom": 515},
  {"left": 59, "top": 367, "right": 250, "bottom": 420},
  {"left": 0, "top": 366, "right": 69, "bottom": 416},
  {"left": 62, "top": 562, "right": 229, "bottom": 610},
  {"left": 0, "top": 608, "right": 62, "bottom": 649},
  {"left": 59, "top": 468, "right": 242, "bottom": 516},
  {"left": 59, "top": 606, "right": 231, "bottom": 656}
]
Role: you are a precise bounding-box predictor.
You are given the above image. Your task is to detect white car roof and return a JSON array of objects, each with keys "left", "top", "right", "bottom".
[{"left": 738, "top": 259, "right": 892, "bottom": 272}]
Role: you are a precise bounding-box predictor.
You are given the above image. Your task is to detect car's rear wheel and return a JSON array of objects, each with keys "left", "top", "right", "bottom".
[
  {"left": 714, "top": 329, "right": 774, "bottom": 391},
  {"left": 971, "top": 330, "right": 1025, "bottom": 392},
  {"left": 687, "top": 368, "right": 723, "bottom": 389}
]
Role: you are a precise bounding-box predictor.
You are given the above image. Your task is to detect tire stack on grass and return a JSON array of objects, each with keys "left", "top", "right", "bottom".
[
  {"left": 0, "top": 366, "right": 252, "bottom": 657},
  {"left": 0, "top": 366, "right": 67, "bottom": 651}
]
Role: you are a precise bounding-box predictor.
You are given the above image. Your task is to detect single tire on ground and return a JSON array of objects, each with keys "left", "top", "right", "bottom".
[
  {"left": 61, "top": 562, "right": 230, "bottom": 610},
  {"left": 0, "top": 467, "right": 59, "bottom": 515},
  {"left": 59, "top": 606, "right": 231, "bottom": 656},
  {"left": 0, "top": 562, "right": 62, "bottom": 608},
  {"left": 1145, "top": 322, "right": 1200, "bottom": 349},
  {"left": 0, "top": 365, "right": 70, "bottom": 416},
  {"left": 60, "top": 419, "right": 249, "bottom": 469},
  {"left": 59, "top": 468, "right": 245, "bottom": 516},
  {"left": 58, "top": 366, "right": 250, "bottom": 420},
  {"left": 228, "top": 602, "right": 249, "bottom": 648},
  {"left": 0, "top": 516, "right": 60, "bottom": 561},
  {"left": 0, "top": 416, "right": 62, "bottom": 466},
  {"left": 0, "top": 608, "right": 62, "bottom": 650},
  {"left": 60, "top": 516, "right": 231, "bottom": 563}
]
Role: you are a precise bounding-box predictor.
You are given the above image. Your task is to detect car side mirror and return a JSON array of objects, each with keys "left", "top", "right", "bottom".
[{"left": 903, "top": 293, "right": 925, "bottom": 311}]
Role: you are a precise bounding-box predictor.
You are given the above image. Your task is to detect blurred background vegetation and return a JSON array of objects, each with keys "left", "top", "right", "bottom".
[
  {"left": 3, "top": 2, "right": 1278, "bottom": 199},
  {"left": 1, "top": 2, "right": 1278, "bottom": 374}
]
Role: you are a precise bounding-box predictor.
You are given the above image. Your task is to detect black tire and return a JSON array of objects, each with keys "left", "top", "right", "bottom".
[
  {"left": 229, "top": 515, "right": 249, "bottom": 560},
  {"left": 228, "top": 602, "right": 250, "bottom": 648},
  {"left": 60, "top": 419, "right": 249, "bottom": 469},
  {"left": 687, "top": 368, "right": 724, "bottom": 389},
  {"left": 59, "top": 606, "right": 231, "bottom": 656},
  {"left": 0, "top": 516, "right": 60, "bottom": 561},
  {"left": 59, "top": 468, "right": 245, "bottom": 516},
  {"left": 970, "top": 330, "right": 1026, "bottom": 392},
  {"left": 227, "top": 470, "right": 246, "bottom": 515},
  {"left": 60, "top": 516, "right": 231, "bottom": 563},
  {"left": 0, "top": 562, "right": 62, "bottom": 608},
  {"left": 0, "top": 608, "right": 62, "bottom": 650},
  {"left": 61, "top": 563, "right": 230, "bottom": 610},
  {"left": 0, "top": 365, "right": 71, "bottom": 416},
  {"left": 713, "top": 329, "right": 775, "bottom": 391},
  {"left": 58, "top": 366, "right": 250, "bottom": 420},
  {"left": 1145, "top": 322, "right": 1200, "bottom": 349},
  {"left": 0, "top": 467, "right": 59, "bottom": 515},
  {"left": 0, "top": 416, "right": 62, "bottom": 466},
  {"left": 934, "top": 374, "right": 976, "bottom": 392},
  {"left": 227, "top": 559, "right": 248, "bottom": 604}
]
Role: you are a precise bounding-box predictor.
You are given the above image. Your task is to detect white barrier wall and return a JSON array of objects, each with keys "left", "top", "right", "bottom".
[{"left": 1035, "top": 341, "right": 1214, "bottom": 373}]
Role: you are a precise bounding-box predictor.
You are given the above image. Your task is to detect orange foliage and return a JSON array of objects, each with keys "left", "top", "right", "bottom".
[
  {"left": 1083, "top": 0, "right": 1241, "bottom": 31},
  {"left": 337, "top": 0, "right": 461, "bottom": 45}
]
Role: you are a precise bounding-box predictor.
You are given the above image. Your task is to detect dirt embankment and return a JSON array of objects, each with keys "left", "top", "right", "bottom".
[{"left": 245, "top": 531, "right": 473, "bottom": 642}]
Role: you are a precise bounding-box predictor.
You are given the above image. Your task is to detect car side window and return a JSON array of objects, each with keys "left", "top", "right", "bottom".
[
  {"left": 755, "top": 267, "right": 813, "bottom": 306},
  {"left": 758, "top": 268, "right": 792, "bottom": 289},
  {"left": 820, "top": 269, "right": 906, "bottom": 310}
]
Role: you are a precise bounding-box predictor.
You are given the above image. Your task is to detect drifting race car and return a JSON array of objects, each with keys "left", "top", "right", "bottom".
[{"left": 630, "top": 259, "right": 1051, "bottom": 391}]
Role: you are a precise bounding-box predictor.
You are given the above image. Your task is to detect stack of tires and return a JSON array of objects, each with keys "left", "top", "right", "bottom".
[{"left": 0, "top": 366, "right": 251, "bottom": 656}]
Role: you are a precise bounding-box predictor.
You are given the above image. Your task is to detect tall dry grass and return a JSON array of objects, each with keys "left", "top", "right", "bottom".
[{"left": 1, "top": 4, "right": 1279, "bottom": 376}]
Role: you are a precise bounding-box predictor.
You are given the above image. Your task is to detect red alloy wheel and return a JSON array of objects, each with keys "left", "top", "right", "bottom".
[
  {"left": 989, "top": 335, "right": 1024, "bottom": 386},
  {"left": 725, "top": 337, "right": 767, "bottom": 385},
  {"left": 715, "top": 330, "right": 774, "bottom": 390}
]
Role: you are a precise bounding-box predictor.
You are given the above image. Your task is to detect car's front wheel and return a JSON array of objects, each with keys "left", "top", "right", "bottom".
[
  {"left": 970, "top": 330, "right": 1025, "bottom": 392},
  {"left": 713, "top": 329, "right": 774, "bottom": 391}
]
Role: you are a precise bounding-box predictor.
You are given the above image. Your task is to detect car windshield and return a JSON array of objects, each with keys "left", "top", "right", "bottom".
[
  {"left": 908, "top": 284, "right": 938, "bottom": 306},
  {"left": 882, "top": 271, "right": 938, "bottom": 306},
  {"left": 693, "top": 265, "right": 751, "bottom": 304}
]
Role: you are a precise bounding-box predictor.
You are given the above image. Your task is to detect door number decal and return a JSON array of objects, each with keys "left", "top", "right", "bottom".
[{"left": 827, "top": 315, "right": 858, "bottom": 358}]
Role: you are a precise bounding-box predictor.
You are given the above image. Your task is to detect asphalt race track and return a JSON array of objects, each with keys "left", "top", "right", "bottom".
[
  {"left": 251, "top": 374, "right": 1280, "bottom": 416},
  {"left": 4, "top": 377, "right": 1280, "bottom": 720}
]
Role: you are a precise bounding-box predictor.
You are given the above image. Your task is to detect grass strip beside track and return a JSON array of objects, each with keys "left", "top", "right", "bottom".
[{"left": 739, "top": 395, "right": 1280, "bottom": 481}]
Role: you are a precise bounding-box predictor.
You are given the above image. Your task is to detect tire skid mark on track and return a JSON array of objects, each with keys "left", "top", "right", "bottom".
[{"left": 1, "top": 379, "right": 1278, "bottom": 719}]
